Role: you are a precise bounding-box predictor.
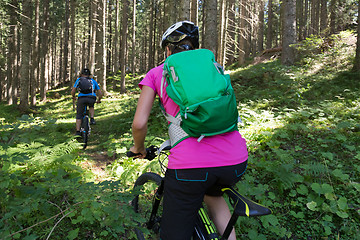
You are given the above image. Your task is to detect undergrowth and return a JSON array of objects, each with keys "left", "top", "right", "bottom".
[{"left": 0, "top": 31, "right": 359, "bottom": 239}]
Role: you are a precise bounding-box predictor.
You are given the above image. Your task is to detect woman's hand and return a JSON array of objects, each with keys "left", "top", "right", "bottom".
[{"left": 129, "top": 146, "right": 147, "bottom": 159}]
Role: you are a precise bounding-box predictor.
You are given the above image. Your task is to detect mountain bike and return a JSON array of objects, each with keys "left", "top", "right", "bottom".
[
  {"left": 80, "top": 105, "right": 90, "bottom": 149},
  {"left": 128, "top": 145, "right": 272, "bottom": 240}
]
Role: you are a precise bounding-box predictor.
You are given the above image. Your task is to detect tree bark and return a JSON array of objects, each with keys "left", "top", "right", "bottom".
[
  {"left": 179, "top": 0, "right": 191, "bottom": 21},
  {"left": 131, "top": 0, "right": 137, "bottom": 73},
  {"left": 203, "top": 0, "right": 218, "bottom": 55},
  {"left": 63, "top": 0, "right": 70, "bottom": 84},
  {"left": 227, "top": 0, "right": 236, "bottom": 64},
  {"left": 30, "top": 0, "right": 40, "bottom": 106},
  {"left": 353, "top": 1, "right": 360, "bottom": 71},
  {"left": 40, "top": 0, "right": 49, "bottom": 102},
  {"left": 148, "top": 0, "right": 154, "bottom": 70},
  {"left": 320, "top": 0, "right": 328, "bottom": 35},
  {"left": 102, "top": 0, "right": 107, "bottom": 93},
  {"left": 190, "top": 0, "right": 198, "bottom": 24},
  {"left": 19, "top": 0, "right": 33, "bottom": 112},
  {"left": 70, "top": 0, "right": 76, "bottom": 82},
  {"left": 217, "top": 0, "right": 226, "bottom": 65},
  {"left": 238, "top": 0, "right": 248, "bottom": 64},
  {"left": 329, "top": 0, "right": 337, "bottom": 34},
  {"left": 89, "top": 0, "right": 97, "bottom": 72},
  {"left": 120, "top": 0, "right": 128, "bottom": 93},
  {"left": 266, "top": 0, "right": 274, "bottom": 49},
  {"left": 281, "top": 0, "right": 297, "bottom": 65},
  {"left": 95, "top": 0, "right": 107, "bottom": 93},
  {"left": 258, "top": 0, "right": 265, "bottom": 53},
  {"left": 303, "top": 0, "right": 309, "bottom": 39},
  {"left": 6, "top": 0, "right": 19, "bottom": 105},
  {"left": 113, "top": 0, "right": 120, "bottom": 76},
  {"left": 310, "top": 0, "right": 320, "bottom": 35}
]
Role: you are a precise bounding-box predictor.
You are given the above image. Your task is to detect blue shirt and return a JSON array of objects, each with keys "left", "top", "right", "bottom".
[{"left": 73, "top": 77, "right": 100, "bottom": 97}]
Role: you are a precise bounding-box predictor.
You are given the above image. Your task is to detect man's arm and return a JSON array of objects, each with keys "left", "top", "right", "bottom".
[
  {"left": 71, "top": 87, "right": 77, "bottom": 99},
  {"left": 71, "top": 87, "right": 77, "bottom": 111},
  {"left": 96, "top": 89, "right": 102, "bottom": 103}
]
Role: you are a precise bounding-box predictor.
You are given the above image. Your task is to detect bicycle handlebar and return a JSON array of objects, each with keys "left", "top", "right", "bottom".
[{"left": 127, "top": 145, "right": 159, "bottom": 160}]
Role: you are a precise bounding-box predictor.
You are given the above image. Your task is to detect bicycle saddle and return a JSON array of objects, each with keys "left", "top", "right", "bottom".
[{"left": 222, "top": 187, "right": 272, "bottom": 217}]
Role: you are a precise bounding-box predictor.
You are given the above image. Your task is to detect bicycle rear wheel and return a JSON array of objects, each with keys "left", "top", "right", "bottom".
[
  {"left": 132, "top": 172, "right": 163, "bottom": 240},
  {"left": 81, "top": 116, "right": 89, "bottom": 149}
]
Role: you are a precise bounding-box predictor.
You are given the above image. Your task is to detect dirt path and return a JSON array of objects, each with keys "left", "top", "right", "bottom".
[{"left": 79, "top": 151, "right": 116, "bottom": 181}]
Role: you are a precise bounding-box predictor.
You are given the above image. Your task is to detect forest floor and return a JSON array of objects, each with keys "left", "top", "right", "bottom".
[{"left": 1, "top": 31, "right": 359, "bottom": 239}]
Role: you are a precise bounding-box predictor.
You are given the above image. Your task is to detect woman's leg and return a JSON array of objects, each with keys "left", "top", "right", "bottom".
[{"left": 204, "top": 195, "right": 236, "bottom": 240}]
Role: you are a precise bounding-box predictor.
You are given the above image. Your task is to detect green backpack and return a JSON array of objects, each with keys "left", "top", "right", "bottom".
[{"left": 160, "top": 49, "right": 239, "bottom": 147}]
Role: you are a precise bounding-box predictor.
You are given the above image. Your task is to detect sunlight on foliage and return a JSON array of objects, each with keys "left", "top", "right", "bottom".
[{"left": 1, "top": 31, "right": 359, "bottom": 239}]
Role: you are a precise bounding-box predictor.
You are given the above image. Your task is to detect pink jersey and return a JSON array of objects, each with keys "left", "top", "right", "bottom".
[{"left": 139, "top": 64, "right": 248, "bottom": 169}]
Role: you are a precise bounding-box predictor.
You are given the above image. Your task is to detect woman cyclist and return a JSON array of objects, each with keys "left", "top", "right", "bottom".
[{"left": 130, "top": 21, "right": 248, "bottom": 240}]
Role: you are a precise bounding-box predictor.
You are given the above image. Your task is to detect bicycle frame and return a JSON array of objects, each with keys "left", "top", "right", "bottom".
[
  {"left": 80, "top": 105, "right": 90, "bottom": 149},
  {"left": 130, "top": 146, "right": 271, "bottom": 240},
  {"left": 134, "top": 177, "right": 271, "bottom": 240}
]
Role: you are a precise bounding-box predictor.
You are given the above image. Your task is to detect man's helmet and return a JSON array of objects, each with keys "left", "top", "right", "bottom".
[
  {"left": 81, "top": 68, "right": 91, "bottom": 76},
  {"left": 160, "top": 21, "right": 199, "bottom": 50}
]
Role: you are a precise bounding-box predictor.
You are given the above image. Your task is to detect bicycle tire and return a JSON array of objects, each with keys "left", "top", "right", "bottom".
[
  {"left": 132, "top": 172, "right": 163, "bottom": 240},
  {"left": 82, "top": 116, "right": 89, "bottom": 149}
]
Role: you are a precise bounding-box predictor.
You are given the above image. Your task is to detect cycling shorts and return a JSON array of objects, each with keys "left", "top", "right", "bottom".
[
  {"left": 160, "top": 161, "right": 247, "bottom": 240},
  {"left": 76, "top": 96, "right": 96, "bottom": 119}
]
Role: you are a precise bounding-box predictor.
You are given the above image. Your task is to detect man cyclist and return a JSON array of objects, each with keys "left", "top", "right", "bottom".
[
  {"left": 130, "top": 21, "right": 248, "bottom": 240},
  {"left": 71, "top": 68, "right": 102, "bottom": 137}
]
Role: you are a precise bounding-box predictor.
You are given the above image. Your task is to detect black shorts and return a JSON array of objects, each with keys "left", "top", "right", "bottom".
[
  {"left": 160, "top": 161, "right": 247, "bottom": 240},
  {"left": 76, "top": 96, "right": 96, "bottom": 119}
]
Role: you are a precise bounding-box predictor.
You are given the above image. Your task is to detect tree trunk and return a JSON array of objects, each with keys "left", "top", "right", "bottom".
[
  {"left": 89, "top": 0, "right": 97, "bottom": 72},
  {"left": 353, "top": 1, "right": 360, "bottom": 71},
  {"left": 95, "top": 0, "right": 107, "bottom": 94},
  {"left": 102, "top": 0, "right": 107, "bottom": 93},
  {"left": 297, "top": 0, "right": 304, "bottom": 40},
  {"left": 303, "top": 0, "right": 309, "bottom": 39},
  {"left": 227, "top": 0, "right": 236, "bottom": 64},
  {"left": 179, "top": 0, "right": 191, "bottom": 20},
  {"left": 258, "top": 0, "right": 265, "bottom": 53},
  {"left": 190, "top": 0, "right": 198, "bottom": 24},
  {"left": 63, "top": 0, "right": 70, "bottom": 84},
  {"left": 266, "top": 0, "right": 274, "bottom": 49},
  {"left": 203, "top": 0, "right": 218, "bottom": 55},
  {"left": 6, "top": 0, "right": 19, "bottom": 105},
  {"left": 320, "top": 0, "right": 328, "bottom": 35},
  {"left": 217, "top": 0, "right": 226, "bottom": 65},
  {"left": 238, "top": 0, "right": 247, "bottom": 64},
  {"left": 329, "top": 0, "right": 337, "bottom": 34},
  {"left": 281, "top": 0, "right": 296, "bottom": 65},
  {"left": 170, "top": 0, "right": 178, "bottom": 23},
  {"left": 19, "top": 0, "right": 33, "bottom": 112},
  {"left": 120, "top": 0, "right": 129, "bottom": 93},
  {"left": 40, "top": 0, "right": 49, "bottom": 102},
  {"left": 131, "top": 0, "right": 137, "bottom": 73},
  {"left": 107, "top": 2, "right": 112, "bottom": 73},
  {"left": 30, "top": 0, "right": 40, "bottom": 106},
  {"left": 70, "top": 0, "right": 76, "bottom": 82},
  {"left": 310, "top": 0, "right": 320, "bottom": 35},
  {"left": 113, "top": 0, "right": 120, "bottom": 77},
  {"left": 148, "top": 0, "right": 155, "bottom": 70}
]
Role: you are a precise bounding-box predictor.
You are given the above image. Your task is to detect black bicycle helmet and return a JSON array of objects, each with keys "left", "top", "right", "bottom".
[
  {"left": 160, "top": 21, "right": 199, "bottom": 50},
  {"left": 81, "top": 68, "right": 91, "bottom": 76}
]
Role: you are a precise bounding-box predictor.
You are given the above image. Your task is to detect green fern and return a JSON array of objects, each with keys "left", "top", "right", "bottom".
[{"left": 302, "top": 162, "right": 328, "bottom": 177}]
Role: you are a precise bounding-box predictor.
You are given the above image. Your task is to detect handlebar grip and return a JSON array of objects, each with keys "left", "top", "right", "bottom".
[{"left": 126, "top": 151, "right": 142, "bottom": 158}]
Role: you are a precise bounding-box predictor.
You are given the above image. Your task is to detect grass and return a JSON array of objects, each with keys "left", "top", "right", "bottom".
[{"left": 0, "top": 31, "right": 359, "bottom": 239}]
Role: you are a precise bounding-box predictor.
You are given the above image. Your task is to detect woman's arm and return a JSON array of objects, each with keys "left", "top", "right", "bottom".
[{"left": 130, "top": 86, "right": 156, "bottom": 158}]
